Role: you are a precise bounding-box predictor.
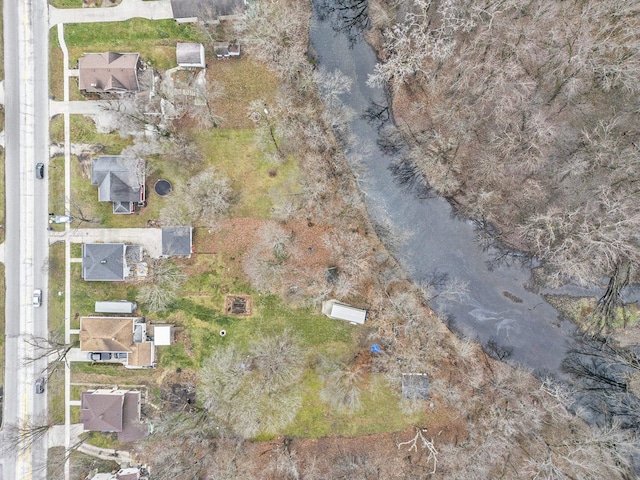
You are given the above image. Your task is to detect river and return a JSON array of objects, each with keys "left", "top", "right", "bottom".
[{"left": 309, "top": 1, "right": 577, "bottom": 377}]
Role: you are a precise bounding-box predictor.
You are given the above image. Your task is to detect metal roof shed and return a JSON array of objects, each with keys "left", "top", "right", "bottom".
[
  {"left": 322, "top": 300, "right": 367, "bottom": 325},
  {"left": 95, "top": 301, "right": 137, "bottom": 314}
]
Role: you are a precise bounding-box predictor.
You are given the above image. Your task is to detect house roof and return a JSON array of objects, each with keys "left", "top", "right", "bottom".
[
  {"left": 127, "top": 341, "right": 154, "bottom": 368},
  {"left": 91, "top": 157, "right": 145, "bottom": 213},
  {"left": 176, "top": 42, "right": 205, "bottom": 67},
  {"left": 171, "top": 0, "right": 245, "bottom": 20},
  {"left": 81, "top": 389, "right": 126, "bottom": 432},
  {"left": 80, "top": 316, "right": 135, "bottom": 352},
  {"left": 81, "top": 390, "right": 146, "bottom": 441},
  {"left": 78, "top": 52, "right": 140, "bottom": 93},
  {"left": 82, "top": 243, "right": 126, "bottom": 281},
  {"left": 162, "top": 226, "right": 193, "bottom": 256}
]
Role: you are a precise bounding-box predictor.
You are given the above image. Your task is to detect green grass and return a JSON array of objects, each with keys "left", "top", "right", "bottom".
[
  {"left": 48, "top": 243, "right": 66, "bottom": 339},
  {"left": 0, "top": 150, "right": 5, "bottom": 244},
  {"left": 50, "top": 0, "right": 83, "bottom": 7},
  {"left": 50, "top": 115, "right": 134, "bottom": 152},
  {"left": 64, "top": 19, "right": 205, "bottom": 70},
  {"left": 48, "top": 362, "right": 66, "bottom": 424},
  {"left": 71, "top": 263, "right": 138, "bottom": 322},
  {"left": 70, "top": 243, "right": 82, "bottom": 258},
  {"left": 195, "top": 129, "right": 302, "bottom": 218},
  {"left": 50, "top": 28, "right": 64, "bottom": 100},
  {"left": 0, "top": 264, "right": 4, "bottom": 387},
  {"left": 48, "top": 155, "right": 66, "bottom": 230}
]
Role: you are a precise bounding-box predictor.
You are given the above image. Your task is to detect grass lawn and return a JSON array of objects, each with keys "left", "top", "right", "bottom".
[
  {"left": 0, "top": 265, "right": 4, "bottom": 387},
  {"left": 48, "top": 362, "right": 66, "bottom": 424},
  {"left": 195, "top": 129, "right": 301, "bottom": 218},
  {"left": 70, "top": 263, "right": 139, "bottom": 325},
  {"left": 64, "top": 19, "right": 205, "bottom": 71},
  {"left": 50, "top": 29, "right": 64, "bottom": 100},
  {"left": 48, "top": 155, "right": 66, "bottom": 230},
  {"left": 0, "top": 151, "right": 5, "bottom": 244},
  {"left": 50, "top": 115, "right": 133, "bottom": 151},
  {"left": 49, "top": 0, "right": 83, "bottom": 7},
  {"left": 48, "top": 243, "right": 66, "bottom": 339}
]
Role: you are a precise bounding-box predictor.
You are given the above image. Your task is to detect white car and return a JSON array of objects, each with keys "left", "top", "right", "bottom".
[{"left": 32, "top": 289, "right": 42, "bottom": 307}]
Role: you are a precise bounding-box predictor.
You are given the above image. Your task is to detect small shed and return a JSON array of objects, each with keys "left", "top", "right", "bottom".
[
  {"left": 321, "top": 300, "right": 367, "bottom": 325},
  {"left": 151, "top": 325, "right": 173, "bottom": 346},
  {"left": 213, "top": 42, "right": 240, "bottom": 59},
  {"left": 176, "top": 42, "right": 205, "bottom": 68},
  {"left": 95, "top": 301, "right": 137, "bottom": 314}
]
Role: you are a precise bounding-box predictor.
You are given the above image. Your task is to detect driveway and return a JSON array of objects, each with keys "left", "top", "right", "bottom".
[
  {"left": 49, "top": 0, "right": 174, "bottom": 26},
  {"left": 50, "top": 227, "right": 163, "bottom": 258}
]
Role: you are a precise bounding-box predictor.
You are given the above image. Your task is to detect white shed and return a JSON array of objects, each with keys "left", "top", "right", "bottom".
[
  {"left": 321, "top": 300, "right": 367, "bottom": 325},
  {"left": 94, "top": 300, "right": 137, "bottom": 314},
  {"left": 176, "top": 42, "right": 206, "bottom": 68},
  {"left": 152, "top": 324, "right": 173, "bottom": 346}
]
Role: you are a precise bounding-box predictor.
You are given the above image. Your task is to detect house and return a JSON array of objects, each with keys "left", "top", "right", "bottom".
[
  {"left": 91, "top": 156, "right": 145, "bottom": 214},
  {"left": 78, "top": 52, "right": 140, "bottom": 93},
  {"left": 401, "top": 373, "right": 431, "bottom": 401},
  {"left": 79, "top": 316, "right": 155, "bottom": 368},
  {"left": 176, "top": 42, "right": 206, "bottom": 68},
  {"left": 161, "top": 226, "right": 193, "bottom": 257},
  {"left": 80, "top": 388, "right": 148, "bottom": 442},
  {"left": 171, "top": 0, "right": 246, "bottom": 23},
  {"left": 321, "top": 300, "right": 367, "bottom": 325},
  {"left": 213, "top": 42, "right": 240, "bottom": 59},
  {"left": 82, "top": 243, "right": 127, "bottom": 281}
]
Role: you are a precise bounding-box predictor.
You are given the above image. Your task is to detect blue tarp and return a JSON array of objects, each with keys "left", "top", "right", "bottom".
[{"left": 370, "top": 344, "right": 382, "bottom": 354}]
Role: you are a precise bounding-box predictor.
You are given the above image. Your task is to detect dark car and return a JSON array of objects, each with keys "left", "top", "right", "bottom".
[
  {"left": 88, "top": 352, "right": 112, "bottom": 361},
  {"left": 35, "top": 163, "right": 45, "bottom": 179},
  {"left": 35, "top": 377, "right": 45, "bottom": 394}
]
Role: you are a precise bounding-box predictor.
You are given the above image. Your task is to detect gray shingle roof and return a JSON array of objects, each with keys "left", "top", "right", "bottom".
[
  {"left": 171, "top": 0, "right": 245, "bottom": 19},
  {"left": 162, "top": 226, "right": 193, "bottom": 256},
  {"left": 82, "top": 243, "right": 126, "bottom": 281},
  {"left": 91, "top": 156, "right": 144, "bottom": 213},
  {"left": 176, "top": 42, "right": 205, "bottom": 67}
]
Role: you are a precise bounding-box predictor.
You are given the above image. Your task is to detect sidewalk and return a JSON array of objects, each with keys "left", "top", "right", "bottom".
[{"left": 49, "top": 0, "right": 174, "bottom": 26}]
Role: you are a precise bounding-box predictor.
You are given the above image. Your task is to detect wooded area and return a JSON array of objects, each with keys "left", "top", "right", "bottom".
[{"left": 368, "top": 0, "right": 640, "bottom": 330}]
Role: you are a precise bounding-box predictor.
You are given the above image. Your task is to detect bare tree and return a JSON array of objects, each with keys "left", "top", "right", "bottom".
[
  {"left": 160, "top": 167, "right": 232, "bottom": 227},
  {"left": 137, "top": 259, "right": 186, "bottom": 312}
]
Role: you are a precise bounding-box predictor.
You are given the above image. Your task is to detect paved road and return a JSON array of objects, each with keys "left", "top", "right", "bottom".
[
  {"left": 49, "top": 0, "right": 174, "bottom": 26},
  {"left": 2, "top": 0, "right": 50, "bottom": 478}
]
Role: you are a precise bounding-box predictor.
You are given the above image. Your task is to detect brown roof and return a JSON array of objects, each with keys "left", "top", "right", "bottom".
[
  {"left": 128, "top": 342, "right": 154, "bottom": 368},
  {"left": 81, "top": 390, "right": 147, "bottom": 441},
  {"left": 79, "top": 52, "right": 140, "bottom": 93},
  {"left": 81, "top": 390, "right": 125, "bottom": 432},
  {"left": 80, "top": 317, "right": 135, "bottom": 352}
]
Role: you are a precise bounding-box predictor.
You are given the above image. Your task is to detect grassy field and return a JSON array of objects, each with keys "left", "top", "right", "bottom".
[
  {"left": 50, "top": 0, "right": 83, "bottom": 7},
  {"left": 195, "top": 129, "right": 302, "bottom": 218},
  {"left": 64, "top": 19, "right": 204, "bottom": 70},
  {"left": 70, "top": 263, "right": 139, "bottom": 327}
]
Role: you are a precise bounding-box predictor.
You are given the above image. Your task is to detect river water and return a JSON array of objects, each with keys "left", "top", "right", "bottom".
[{"left": 308, "top": 2, "right": 577, "bottom": 376}]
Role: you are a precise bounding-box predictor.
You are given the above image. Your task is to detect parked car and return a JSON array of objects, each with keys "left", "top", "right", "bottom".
[
  {"left": 88, "top": 352, "right": 112, "bottom": 361},
  {"left": 49, "top": 215, "right": 74, "bottom": 224},
  {"left": 114, "top": 352, "right": 128, "bottom": 359},
  {"left": 32, "top": 289, "right": 42, "bottom": 307},
  {"left": 35, "top": 163, "right": 44, "bottom": 179},
  {"left": 35, "top": 377, "right": 45, "bottom": 394}
]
